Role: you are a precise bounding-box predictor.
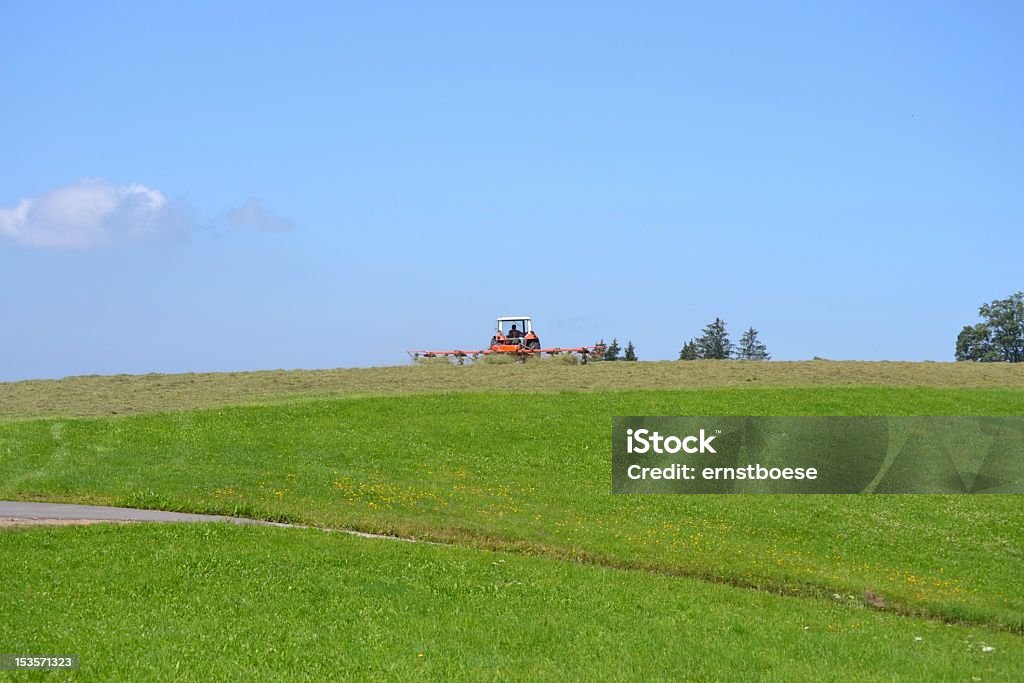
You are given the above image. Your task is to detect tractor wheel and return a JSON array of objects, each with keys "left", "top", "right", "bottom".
[
  {"left": 527, "top": 340, "right": 540, "bottom": 350},
  {"left": 490, "top": 337, "right": 497, "bottom": 348}
]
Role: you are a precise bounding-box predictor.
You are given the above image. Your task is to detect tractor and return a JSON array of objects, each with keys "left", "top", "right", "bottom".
[
  {"left": 489, "top": 316, "right": 541, "bottom": 352},
  {"left": 409, "top": 316, "right": 603, "bottom": 363}
]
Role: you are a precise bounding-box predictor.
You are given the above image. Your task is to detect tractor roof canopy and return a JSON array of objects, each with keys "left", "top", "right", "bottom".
[{"left": 496, "top": 316, "right": 533, "bottom": 334}]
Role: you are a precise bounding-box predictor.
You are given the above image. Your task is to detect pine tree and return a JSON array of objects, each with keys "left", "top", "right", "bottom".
[
  {"left": 623, "top": 340, "right": 637, "bottom": 361},
  {"left": 696, "top": 318, "right": 732, "bottom": 359},
  {"left": 603, "top": 338, "right": 622, "bottom": 361},
  {"left": 678, "top": 339, "right": 699, "bottom": 360},
  {"left": 736, "top": 327, "right": 770, "bottom": 360}
]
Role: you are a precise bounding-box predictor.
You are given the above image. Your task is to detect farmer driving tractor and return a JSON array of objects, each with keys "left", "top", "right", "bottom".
[{"left": 407, "top": 315, "right": 604, "bottom": 363}]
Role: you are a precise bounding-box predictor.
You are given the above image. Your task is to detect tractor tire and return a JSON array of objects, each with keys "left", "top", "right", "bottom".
[
  {"left": 490, "top": 337, "right": 497, "bottom": 348},
  {"left": 527, "top": 340, "right": 540, "bottom": 350}
]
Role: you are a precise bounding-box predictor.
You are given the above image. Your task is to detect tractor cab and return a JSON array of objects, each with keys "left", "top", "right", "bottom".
[{"left": 492, "top": 316, "right": 540, "bottom": 350}]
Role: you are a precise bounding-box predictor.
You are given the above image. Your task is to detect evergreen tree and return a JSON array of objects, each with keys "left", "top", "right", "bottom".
[
  {"left": 696, "top": 318, "right": 732, "bottom": 359},
  {"left": 623, "top": 340, "right": 637, "bottom": 361},
  {"left": 603, "top": 338, "right": 622, "bottom": 361},
  {"left": 736, "top": 327, "right": 770, "bottom": 360},
  {"left": 678, "top": 339, "right": 699, "bottom": 360}
]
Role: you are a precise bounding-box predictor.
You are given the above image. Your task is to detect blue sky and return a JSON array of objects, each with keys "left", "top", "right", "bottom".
[{"left": 1, "top": 2, "right": 1021, "bottom": 380}]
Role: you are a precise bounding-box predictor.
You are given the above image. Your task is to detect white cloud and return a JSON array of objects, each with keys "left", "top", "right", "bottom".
[
  {"left": 225, "top": 197, "right": 295, "bottom": 232},
  {"left": 0, "top": 180, "right": 296, "bottom": 249},
  {"left": 0, "top": 178, "right": 184, "bottom": 249}
]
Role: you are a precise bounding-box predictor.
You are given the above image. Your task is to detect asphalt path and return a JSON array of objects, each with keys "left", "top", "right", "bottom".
[
  {"left": 0, "top": 501, "right": 425, "bottom": 543},
  {"left": 0, "top": 501, "right": 280, "bottom": 526}
]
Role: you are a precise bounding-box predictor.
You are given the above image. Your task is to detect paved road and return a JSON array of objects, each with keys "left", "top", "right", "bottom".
[
  {"left": 0, "top": 501, "right": 277, "bottom": 526},
  {"left": 0, "top": 501, "right": 424, "bottom": 543}
]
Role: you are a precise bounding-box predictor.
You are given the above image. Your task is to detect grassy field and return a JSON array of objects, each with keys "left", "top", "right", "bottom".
[
  {"left": 2, "top": 359, "right": 1023, "bottom": 420},
  {"left": 2, "top": 386, "right": 1022, "bottom": 633},
  {"left": 2, "top": 523, "right": 1020, "bottom": 681},
  {"left": 1, "top": 362, "right": 1022, "bottom": 678}
]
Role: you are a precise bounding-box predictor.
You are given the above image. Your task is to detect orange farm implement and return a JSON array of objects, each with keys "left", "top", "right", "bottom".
[{"left": 408, "top": 316, "right": 605, "bottom": 364}]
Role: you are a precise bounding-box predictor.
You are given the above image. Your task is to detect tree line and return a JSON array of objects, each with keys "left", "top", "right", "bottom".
[
  {"left": 595, "top": 338, "right": 637, "bottom": 361},
  {"left": 592, "top": 291, "right": 1021, "bottom": 363},
  {"left": 595, "top": 319, "right": 770, "bottom": 362},
  {"left": 679, "top": 318, "right": 770, "bottom": 360}
]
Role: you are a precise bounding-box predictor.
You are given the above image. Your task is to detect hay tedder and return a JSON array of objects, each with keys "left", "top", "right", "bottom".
[{"left": 408, "top": 316, "right": 605, "bottom": 364}]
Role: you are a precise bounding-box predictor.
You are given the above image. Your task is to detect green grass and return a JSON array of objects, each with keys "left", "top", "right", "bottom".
[
  {"left": 3, "top": 360, "right": 1023, "bottom": 420},
  {"left": 2, "top": 523, "right": 1021, "bottom": 681},
  {"left": 2, "top": 387, "right": 1022, "bottom": 632}
]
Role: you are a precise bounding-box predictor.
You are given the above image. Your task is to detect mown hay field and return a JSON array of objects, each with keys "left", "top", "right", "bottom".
[{"left": 2, "top": 359, "right": 1023, "bottom": 420}]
